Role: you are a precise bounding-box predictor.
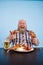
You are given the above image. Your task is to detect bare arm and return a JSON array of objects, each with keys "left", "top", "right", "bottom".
[{"left": 29, "top": 30, "right": 39, "bottom": 46}]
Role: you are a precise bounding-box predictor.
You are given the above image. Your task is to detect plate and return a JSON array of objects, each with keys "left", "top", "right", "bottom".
[
  {"left": 7, "top": 44, "right": 34, "bottom": 53},
  {"left": 8, "top": 47, "right": 34, "bottom": 53},
  {"left": 14, "top": 47, "right": 34, "bottom": 52}
]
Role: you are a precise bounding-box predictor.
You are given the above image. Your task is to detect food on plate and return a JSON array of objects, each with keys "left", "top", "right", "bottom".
[{"left": 11, "top": 43, "right": 32, "bottom": 51}]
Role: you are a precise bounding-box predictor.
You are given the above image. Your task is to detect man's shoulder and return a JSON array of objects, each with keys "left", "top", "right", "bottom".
[
  {"left": 26, "top": 30, "right": 35, "bottom": 33},
  {"left": 26, "top": 30, "right": 29, "bottom": 32},
  {"left": 26, "top": 30, "right": 36, "bottom": 36}
]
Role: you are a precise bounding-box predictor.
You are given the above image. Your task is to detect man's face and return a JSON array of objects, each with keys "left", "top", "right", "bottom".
[{"left": 18, "top": 20, "right": 27, "bottom": 32}]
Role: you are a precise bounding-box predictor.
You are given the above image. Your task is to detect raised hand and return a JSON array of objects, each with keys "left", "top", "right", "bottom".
[{"left": 9, "top": 30, "right": 16, "bottom": 40}]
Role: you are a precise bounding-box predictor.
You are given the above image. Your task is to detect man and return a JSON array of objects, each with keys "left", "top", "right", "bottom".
[{"left": 9, "top": 20, "right": 39, "bottom": 47}]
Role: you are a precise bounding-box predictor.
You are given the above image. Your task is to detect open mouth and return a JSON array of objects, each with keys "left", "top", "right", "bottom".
[{"left": 21, "top": 27, "right": 25, "bottom": 29}]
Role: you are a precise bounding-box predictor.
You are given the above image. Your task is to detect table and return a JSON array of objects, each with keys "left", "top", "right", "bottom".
[{"left": 0, "top": 48, "right": 43, "bottom": 65}]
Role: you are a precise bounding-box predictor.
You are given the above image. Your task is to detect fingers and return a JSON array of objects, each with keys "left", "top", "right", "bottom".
[
  {"left": 10, "top": 30, "right": 19, "bottom": 35},
  {"left": 10, "top": 30, "right": 15, "bottom": 35},
  {"left": 32, "top": 38, "right": 39, "bottom": 46}
]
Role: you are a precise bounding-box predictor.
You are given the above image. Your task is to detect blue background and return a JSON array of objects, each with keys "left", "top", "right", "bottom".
[{"left": 0, "top": 0, "right": 43, "bottom": 48}]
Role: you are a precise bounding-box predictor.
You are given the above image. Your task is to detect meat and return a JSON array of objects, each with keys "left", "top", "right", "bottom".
[{"left": 12, "top": 44, "right": 32, "bottom": 51}]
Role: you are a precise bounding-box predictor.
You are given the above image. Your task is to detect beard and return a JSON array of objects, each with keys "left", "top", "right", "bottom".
[{"left": 18, "top": 27, "right": 26, "bottom": 33}]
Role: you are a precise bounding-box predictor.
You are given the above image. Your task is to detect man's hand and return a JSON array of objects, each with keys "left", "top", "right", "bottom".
[
  {"left": 9, "top": 30, "right": 16, "bottom": 40},
  {"left": 32, "top": 38, "right": 39, "bottom": 46},
  {"left": 9, "top": 34, "right": 15, "bottom": 40}
]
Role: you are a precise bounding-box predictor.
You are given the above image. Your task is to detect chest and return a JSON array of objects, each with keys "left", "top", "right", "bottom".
[{"left": 14, "top": 31, "right": 31, "bottom": 43}]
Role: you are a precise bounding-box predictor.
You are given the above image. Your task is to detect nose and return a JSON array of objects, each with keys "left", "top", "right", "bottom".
[{"left": 21, "top": 23, "right": 24, "bottom": 26}]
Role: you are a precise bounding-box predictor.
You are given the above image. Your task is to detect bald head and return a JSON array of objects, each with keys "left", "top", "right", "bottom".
[{"left": 18, "top": 20, "right": 27, "bottom": 32}]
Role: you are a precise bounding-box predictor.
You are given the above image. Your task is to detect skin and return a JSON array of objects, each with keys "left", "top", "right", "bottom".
[{"left": 18, "top": 20, "right": 27, "bottom": 33}]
